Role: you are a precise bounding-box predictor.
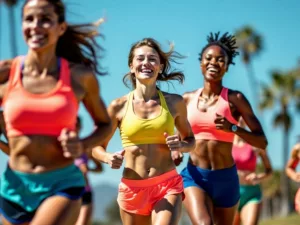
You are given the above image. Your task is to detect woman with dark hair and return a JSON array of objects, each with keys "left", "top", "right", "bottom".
[
  {"left": 179, "top": 32, "right": 268, "bottom": 225},
  {"left": 92, "top": 38, "right": 195, "bottom": 225},
  {"left": 0, "top": 1, "right": 111, "bottom": 224},
  {"left": 286, "top": 142, "right": 300, "bottom": 214}
]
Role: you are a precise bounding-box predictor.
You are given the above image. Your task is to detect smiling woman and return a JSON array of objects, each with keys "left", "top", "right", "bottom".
[
  {"left": 0, "top": 0, "right": 111, "bottom": 225},
  {"left": 92, "top": 38, "right": 195, "bottom": 225},
  {"left": 180, "top": 32, "right": 268, "bottom": 225}
]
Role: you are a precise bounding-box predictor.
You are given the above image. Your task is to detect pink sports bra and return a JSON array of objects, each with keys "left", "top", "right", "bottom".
[
  {"left": 232, "top": 143, "right": 257, "bottom": 171},
  {"left": 187, "top": 87, "right": 238, "bottom": 142},
  {"left": 2, "top": 56, "right": 79, "bottom": 137}
]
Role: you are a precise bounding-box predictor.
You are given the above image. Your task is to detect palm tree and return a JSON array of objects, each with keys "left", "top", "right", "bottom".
[
  {"left": 235, "top": 26, "right": 263, "bottom": 110},
  {"left": 260, "top": 69, "right": 300, "bottom": 216},
  {"left": 1, "top": 0, "right": 18, "bottom": 57}
]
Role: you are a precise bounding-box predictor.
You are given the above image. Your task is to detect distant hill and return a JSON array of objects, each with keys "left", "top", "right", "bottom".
[{"left": 92, "top": 183, "right": 119, "bottom": 221}]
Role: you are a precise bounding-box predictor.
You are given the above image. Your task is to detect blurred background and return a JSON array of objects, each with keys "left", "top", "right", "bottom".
[{"left": 0, "top": 0, "right": 299, "bottom": 224}]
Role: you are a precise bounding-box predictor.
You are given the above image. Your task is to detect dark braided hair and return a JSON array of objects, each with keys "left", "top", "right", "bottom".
[{"left": 198, "top": 32, "right": 239, "bottom": 66}]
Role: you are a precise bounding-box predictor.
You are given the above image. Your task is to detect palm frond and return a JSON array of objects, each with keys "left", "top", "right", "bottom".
[
  {"left": 3, "top": 0, "right": 17, "bottom": 6},
  {"left": 273, "top": 112, "right": 291, "bottom": 130},
  {"left": 259, "top": 85, "right": 275, "bottom": 110}
]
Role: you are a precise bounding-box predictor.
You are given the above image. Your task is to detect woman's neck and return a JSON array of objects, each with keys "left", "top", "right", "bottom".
[
  {"left": 25, "top": 49, "right": 57, "bottom": 75},
  {"left": 134, "top": 83, "right": 158, "bottom": 102},
  {"left": 202, "top": 80, "right": 223, "bottom": 98}
]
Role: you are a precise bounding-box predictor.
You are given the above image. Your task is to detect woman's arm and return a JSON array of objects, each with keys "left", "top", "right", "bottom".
[
  {"left": 88, "top": 157, "right": 103, "bottom": 173},
  {"left": 0, "top": 108, "right": 9, "bottom": 155},
  {"left": 80, "top": 69, "right": 112, "bottom": 150},
  {"left": 252, "top": 148, "right": 273, "bottom": 183},
  {"left": 166, "top": 94, "right": 195, "bottom": 153},
  {"left": 92, "top": 98, "right": 126, "bottom": 169},
  {"left": 230, "top": 91, "right": 268, "bottom": 149},
  {"left": 0, "top": 140, "right": 9, "bottom": 155},
  {"left": 286, "top": 144, "right": 300, "bottom": 182}
]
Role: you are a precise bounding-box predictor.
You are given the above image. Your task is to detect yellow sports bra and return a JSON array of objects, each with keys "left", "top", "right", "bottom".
[{"left": 120, "top": 90, "right": 175, "bottom": 148}]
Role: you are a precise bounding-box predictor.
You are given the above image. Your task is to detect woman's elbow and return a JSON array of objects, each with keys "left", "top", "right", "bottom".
[{"left": 260, "top": 136, "right": 268, "bottom": 150}]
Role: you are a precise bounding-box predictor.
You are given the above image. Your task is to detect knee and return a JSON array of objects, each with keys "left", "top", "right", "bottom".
[{"left": 192, "top": 216, "right": 213, "bottom": 225}]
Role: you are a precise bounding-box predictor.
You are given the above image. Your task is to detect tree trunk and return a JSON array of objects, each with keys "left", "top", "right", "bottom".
[
  {"left": 280, "top": 126, "right": 292, "bottom": 216},
  {"left": 8, "top": 5, "right": 17, "bottom": 57},
  {"left": 246, "top": 63, "right": 265, "bottom": 128}
]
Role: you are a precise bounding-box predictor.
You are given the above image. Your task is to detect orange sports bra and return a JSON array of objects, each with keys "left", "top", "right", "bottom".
[
  {"left": 2, "top": 56, "right": 79, "bottom": 137},
  {"left": 120, "top": 90, "right": 175, "bottom": 148},
  {"left": 187, "top": 87, "right": 238, "bottom": 142}
]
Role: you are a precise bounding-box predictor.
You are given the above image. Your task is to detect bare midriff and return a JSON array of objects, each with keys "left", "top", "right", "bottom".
[
  {"left": 122, "top": 143, "right": 175, "bottom": 180},
  {"left": 188, "top": 139, "right": 234, "bottom": 170},
  {"left": 8, "top": 135, "right": 73, "bottom": 173}
]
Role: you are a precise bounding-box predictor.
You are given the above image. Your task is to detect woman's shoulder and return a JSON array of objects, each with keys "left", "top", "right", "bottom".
[
  {"left": 109, "top": 93, "right": 130, "bottom": 114},
  {"left": 69, "top": 62, "right": 94, "bottom": 78},
  {"left": 161, "top": 91, "right": 183, "bottom": 100},
  {"left": 182, "top": 88, "right": 200, "bottom": 104},
  {"left": 227, "top": 88, "right": 249, "bottom": 105}
]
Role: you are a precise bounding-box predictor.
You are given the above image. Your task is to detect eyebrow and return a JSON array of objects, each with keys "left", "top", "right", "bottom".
[
  {"left": 205, "top": 53, "right": 225, "bottom": 57},
  {"left": 136, "top": 54, "right": 158, "bottom": 57},
  {"left": 24, "top": 8, "right": 54, "bottom": 16}
]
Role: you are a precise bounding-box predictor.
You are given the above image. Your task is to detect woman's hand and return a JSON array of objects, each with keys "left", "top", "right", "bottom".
[
  {"left": 214, "top": 113, "right": 233, "bottom": 132},
  {"left": 105, "top": 149, "right": 125, "bottom": 169},
  {"left": 58, "top": 128, "right": 83, "bottom": 158}
]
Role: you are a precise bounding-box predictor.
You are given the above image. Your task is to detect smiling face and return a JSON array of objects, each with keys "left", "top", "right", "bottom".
[
  {"left": 200, "top": 45, "right": 229, "bottom": 82},
  {"left": 22, "top": 0, "right": 66, "bottom": 52},
  {"left": 130, "top": 45, "right": 163, "bottom": 85}
]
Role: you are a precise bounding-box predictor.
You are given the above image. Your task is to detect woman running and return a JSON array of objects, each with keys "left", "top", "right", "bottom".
[
  {"left": 286, "top": 141, "right": 300, "bottom": 214},
  {"left": 0, "top": 0, "right": 111, "bottom": 224},
  {"left": 180, "top": 32, "right": 268, "bottom": 225},
  {"left": 92, "top": 38, "right": 195, "bottom": 225},
  {"left": 74, "top": 117, "right": 103, "bottom": 225},
  {"left": 232, "top": 118, "right": 272, "bottom": 225}
]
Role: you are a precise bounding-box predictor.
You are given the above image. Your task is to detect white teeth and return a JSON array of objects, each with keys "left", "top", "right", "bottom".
[
  {"left": 208, "top": 68, "right": 218, "bottom": 72},
  {"left": 31, "top": 34, "right": 45, "bottom": 40},
  {"left": 141, "top": 69, "right": 152, "bottom": 73}
]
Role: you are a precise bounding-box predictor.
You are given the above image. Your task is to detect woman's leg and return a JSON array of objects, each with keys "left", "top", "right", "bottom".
[
  {"left": 1, "top": 217, "right": 29, "bottom": 225},
  {"left": 240, "top": 202, "right": 262, "bottom": 225},
  {"left": 119, "top": 209, "right": 151, "bottom": 225},
  {"left": 151, "top": 194, "right": 182, "bottom": 225},
  {"left": 30, "top": 195, "right": 81, "bottom": 225},
  {"left": 183, "top": 187, "right": 213, "bottom": 225},
  {"left": 75, "top": 203, "right": 93, "bottom": 225},
  {"left": 213, "top": 202, "right": 239, "bottom": 225},
  {"left": 233, "top": 212, "right": 241, "bottom": 225}
]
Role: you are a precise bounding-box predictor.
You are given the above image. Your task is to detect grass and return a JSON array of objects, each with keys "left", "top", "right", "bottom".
[{"left": 259, "top": 213, "right": 300, "bottom": 225}]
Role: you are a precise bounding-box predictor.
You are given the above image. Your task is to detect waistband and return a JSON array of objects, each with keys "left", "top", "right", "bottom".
[
  {"left": 187, "top": 163, "right": 237, "bottom": 180},
  {"left": 120, "top": 169, "right": 179, "bottom": 188},
  {"left": 6, "top": 163, "right": 77, "bottom": 179},
  {"left": 239, "top": 184, "right": 261, "bottom": 188}
]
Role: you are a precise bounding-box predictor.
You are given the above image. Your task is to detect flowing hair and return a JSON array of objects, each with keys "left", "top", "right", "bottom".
[
  {"left": 123, "top": 38, "right": 185, "bottom": 89},
  {"left": 22, "top": 0, "right": 105, "bottom": 75}
]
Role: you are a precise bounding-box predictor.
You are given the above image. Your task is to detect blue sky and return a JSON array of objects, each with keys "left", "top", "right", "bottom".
[{"left": 0, "top": 0, "right": 299, "bottom": 186}]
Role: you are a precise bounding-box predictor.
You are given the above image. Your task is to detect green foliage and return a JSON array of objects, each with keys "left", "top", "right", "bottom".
[
  {"left": 260, "top": 69, "right": 298, "bottom": 131},
  {"left": 260, "top": 213, "right": 300, "bottom": 225},
  {"left": 235, "top": 25, "right": 263, "bottom": 64},
  {"left": 2, "top": 0, "right": 18, "bottom": 6},
  {"left": 105, "top": 200, "right": 122, "bottom": 224},
  {"left": 93, "top": 200, "right": 122, "bottom": 225}
]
